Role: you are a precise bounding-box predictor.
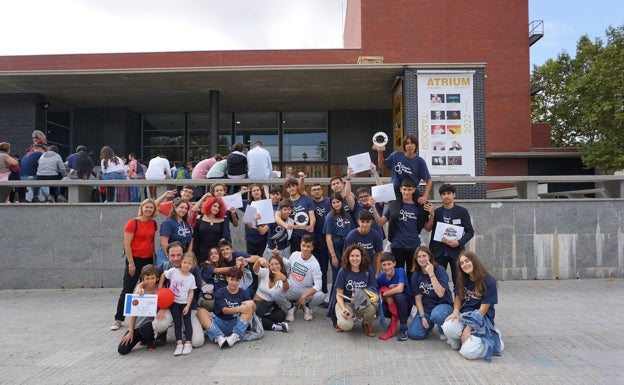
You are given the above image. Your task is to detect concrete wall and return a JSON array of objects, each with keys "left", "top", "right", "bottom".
[{"left": 1, "top": 199, "right": 623, "bottom": 289}]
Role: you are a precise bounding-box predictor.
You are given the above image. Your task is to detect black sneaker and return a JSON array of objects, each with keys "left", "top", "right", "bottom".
[{"left": 397, "top": 328, "right": 408, "bottom": 341}]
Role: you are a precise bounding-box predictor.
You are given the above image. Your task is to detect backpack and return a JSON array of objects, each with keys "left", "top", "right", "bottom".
[
  {"left": 175, "top": 167, "right": 187, "bottom": 179},
  {"left": 136, "top": 162, "right": 145, "bottom": 178}
]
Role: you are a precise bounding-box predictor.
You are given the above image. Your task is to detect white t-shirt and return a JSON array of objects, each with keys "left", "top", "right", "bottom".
[
  {"left": 100, "top": 157, "right": 126, "bottom": 173},
  {"left": 164, "top": 267, "right": 197, "bottom": 304},
  {"left": 255, "top": 266, "right": 285, "bottom": 302},
  {"left": 145, "top": 156, "right": 171, "bottom": 180},
  {"left": 286, "top": 252, "right": 322, "bottom": 292}
]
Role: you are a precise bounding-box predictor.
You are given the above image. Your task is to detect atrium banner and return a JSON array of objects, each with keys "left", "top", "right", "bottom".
[{"left": 417, "top": 71, "right": 475, "bottom": 176}]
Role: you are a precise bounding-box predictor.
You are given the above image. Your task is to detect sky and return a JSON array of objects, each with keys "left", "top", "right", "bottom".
[
  {"left": 0, "top": 0, "right": 622, "bottom": 70},
  {"left": 529, "top": 0, "right": 624, "bottom": 68}
]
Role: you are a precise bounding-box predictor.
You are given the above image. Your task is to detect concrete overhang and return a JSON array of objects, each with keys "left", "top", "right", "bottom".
[
  {"left": 0, "top": 64, "right": 410, "bottom": 113},
  {"left": 0, "top": 62, "right": 483, "bottom": 113}
]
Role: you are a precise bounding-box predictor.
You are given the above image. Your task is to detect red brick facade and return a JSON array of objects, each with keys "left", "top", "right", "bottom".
[{"left": 0, "top": 0, "right": 532, "bottom": 177}]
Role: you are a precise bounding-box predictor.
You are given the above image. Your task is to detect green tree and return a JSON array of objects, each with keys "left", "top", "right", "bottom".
[{"left": 531, "top": 25, "right": 624, "bottom": 172}]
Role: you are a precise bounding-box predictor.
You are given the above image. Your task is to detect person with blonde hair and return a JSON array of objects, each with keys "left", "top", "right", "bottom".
[
  {"left": 28, "top": 130, "right": 49, "bottom": 152},
  {"left": 111, "top": 198, "right": 158, "bottom": 331}
]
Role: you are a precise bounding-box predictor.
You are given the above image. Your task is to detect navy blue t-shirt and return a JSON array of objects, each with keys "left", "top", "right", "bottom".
[
  {"left": 410, "top": 265, "right": 454, "bottom": 313},
  {"left": 455, "top": 275, "right": 497, "bottom": 321},
  {"left": 343, "top": 229, "right": 383, "bottom": 261},
  {"left": 353, "top": 202, "right": 385, "bottom": 239},
  {"left": 160, "top": 218, "right": 193, "bottom": 250},
  {"left": 214, "top": 286, "right": 251, "bottom": 321},
  {"left": 334, "top": 266, "right": 377, "bottom": 298},
  {"left": 323, "top": 214, "right": 355, "bottom": 240},
  {"left": 383, "top": 202, "right": 428, "bottom": 249},
  {"left": 290, "top": 194, "right": 315, "bottom": 238},
  {"left": 312, "top": 197, "right": 331, "bottom": 235}
]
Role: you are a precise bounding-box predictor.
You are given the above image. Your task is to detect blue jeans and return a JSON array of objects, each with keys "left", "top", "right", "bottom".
[
  {"left": 407, "top": 303, "right": 453, "bottom": 340},
  {"left": 314, "top": 236, "right": 329, "bottom": 293},
  {"left": 21, "top": 176, "right": 44, "bottom": 201},
  {"left": 382, "top": 292, "right": 413, "bottom": 325},
  {"left": 129, "top": 177, "right": 141, "bottom": 202},
  {"left": 329, "top": 239, "right": 344, "bottom": 288},
  {"left": 101, "top": 171, "right": 126, "bottom": 202},
  {"left": 205, "top": 314, "right": 249, "bottom": 342}
]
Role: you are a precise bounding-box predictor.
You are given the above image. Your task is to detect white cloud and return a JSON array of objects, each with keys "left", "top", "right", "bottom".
[{"left": 0, "top": 0, "right": 346, "bottom": 55}]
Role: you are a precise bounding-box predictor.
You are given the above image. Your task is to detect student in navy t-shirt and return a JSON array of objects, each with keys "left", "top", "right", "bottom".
[
  {"left": 371, "top": 178, "right": 434, "bottom": 275},
  {"left": 324, "top": 192, "right": 355, "bottom": 287},
  {"left": 202, "top": 267, "right": 255, "bottom": 349},
  {"left": 343, "top": 211, "right": 383, "bottom": 275},
  {"left": 407, "top": 246, "right": 453, "bottom": 341},
  {"left": 376, "top": 133, "right": 432, "bottom": 201},
  {"left": 376, "top": 252, "right": 413, "bottom": 341},
  {"left": 441, "top": 251, "right": 503, "bottom": 362},
  {"left": 275, "top": 178, "right": 315, "bottom": 252}
]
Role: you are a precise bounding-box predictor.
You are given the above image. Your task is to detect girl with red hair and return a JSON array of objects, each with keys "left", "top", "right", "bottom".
[{"left": 193, "top": 196, "right": 226, "bottom": 265}]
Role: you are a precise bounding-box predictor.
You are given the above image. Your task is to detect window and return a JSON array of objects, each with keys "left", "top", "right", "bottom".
[
  {"left": 188, "top": 113, "right": 233, "bottom": 161},
  {"left": 142, "top": 114, "right": 185, "bottom": 164},
  {"left": 234, "top": 112, "right": 279, "bottom": 161},
  {"left": 282, "top": 112, "right": 327, "bottom": 162}
]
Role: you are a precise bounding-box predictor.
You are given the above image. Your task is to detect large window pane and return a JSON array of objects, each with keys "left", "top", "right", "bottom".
[
  {"left": 235, "top": 112, "right": 279, "bottom": 161},
  {"left": 143, "top": 114, "right": 185, "bottom": 131},
  {"left": 142, "top": 114, "right": 184, "bottom": 164},
  {"left": 189, "top": 113, "right": 233, "bottom": 160},
  {"left": 282, "top": 112, "right": 327, "bottom": 162}
]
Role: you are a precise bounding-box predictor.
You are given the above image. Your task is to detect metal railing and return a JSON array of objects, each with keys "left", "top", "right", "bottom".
[{"left": 2, "top": 175, "right": 623, "bottom": 202}]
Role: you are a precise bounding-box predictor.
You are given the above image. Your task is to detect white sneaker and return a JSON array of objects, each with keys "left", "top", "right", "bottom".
[
  {"left": 173, "top": 344, "right": 184, "bottom": 356},
  {"left": 110, "top": 320, "right": 122, "bottom": 330},
  {"left": 216, "top": 335, "right": 227, "bottom": 349},
  {"left": 181, "top": 343, "right": 192, "bottom": 355},
  {"left": 286, "top": 306, "right": 297, "bottom": 322},
  {"left": 409, "top": 305, "right": 418, "bottom": 319},
  {"left": 439, "top": 334, "right": 448, "bottom": 341},
  {"left": 324, "top": 292, "right": 330, "bottom": 304},
  {"left": 303, "top": 305, "right": 313, "bottom": 321},
  {"left": 496, "top": 328, "right": 504, "bottom": 352},
  {"left": 272, "top": 322, "right": 289, "bottom": 333},
  {"left": 226, "top": 333, "right": 240, "bottom": 347}
]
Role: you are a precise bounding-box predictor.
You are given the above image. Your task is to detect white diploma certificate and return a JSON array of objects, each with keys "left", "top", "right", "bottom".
[{"left": 123, "top": 294, "right": 158, "bottom": 317}]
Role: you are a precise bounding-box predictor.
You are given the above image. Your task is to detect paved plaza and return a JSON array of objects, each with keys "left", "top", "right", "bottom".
[{"left": 1, "top": 278, "right": 623, "bottom": 385}]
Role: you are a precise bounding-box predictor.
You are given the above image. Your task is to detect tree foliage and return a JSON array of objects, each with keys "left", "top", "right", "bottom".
[{"left": 531, "top": 25, "right": 624, "bottom": 173}]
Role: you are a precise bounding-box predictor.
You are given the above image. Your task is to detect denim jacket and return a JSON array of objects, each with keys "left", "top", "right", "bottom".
[{"left": 460, "top": 310, "right": 502, "bottom": 362}]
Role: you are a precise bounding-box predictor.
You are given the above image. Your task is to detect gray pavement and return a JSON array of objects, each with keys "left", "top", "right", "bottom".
[{"left": 2, "top": 279, "right": 624, "bottom": 385}]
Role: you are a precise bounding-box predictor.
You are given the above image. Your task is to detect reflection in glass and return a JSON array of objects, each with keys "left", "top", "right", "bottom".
[{"left": 282, "top": 112, "right": 327, "bottom": 162}]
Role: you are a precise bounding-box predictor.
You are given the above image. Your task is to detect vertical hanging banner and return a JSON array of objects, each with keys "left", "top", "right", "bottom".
[
  {"left": 417, "top": 71, "right": 475, "bottom": 176},
  {"left": 392, "top": 79, "right": 404, "bottom": 151}
]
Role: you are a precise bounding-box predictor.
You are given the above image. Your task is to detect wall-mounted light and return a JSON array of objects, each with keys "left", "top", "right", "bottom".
[{"left": 41, "top": 102, "right": 50, "bottom": 110}]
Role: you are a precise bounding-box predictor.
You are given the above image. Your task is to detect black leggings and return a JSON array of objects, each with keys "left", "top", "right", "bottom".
[
  {"left": 255, "top": 300, "right": 286, "bottom": 330},
  {"left": 169, "top": 302, "right": 193, "bottom": 342},
  {"left": 117, "top": 321, "right": 155, "bottom": 355},
  {"left": 114, "top": 257, "right": 153, "bottom": 321}
]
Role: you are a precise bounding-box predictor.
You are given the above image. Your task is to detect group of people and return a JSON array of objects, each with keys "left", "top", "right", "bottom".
[
  {"left": 1, "top": 133, "right": 280, "bottom": 204},
  {"left": 110, "top": 133, "right": 502, "bottom": 362},
  {"left": 1, "top": 131, "right": 71, "bottom": 203}
]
